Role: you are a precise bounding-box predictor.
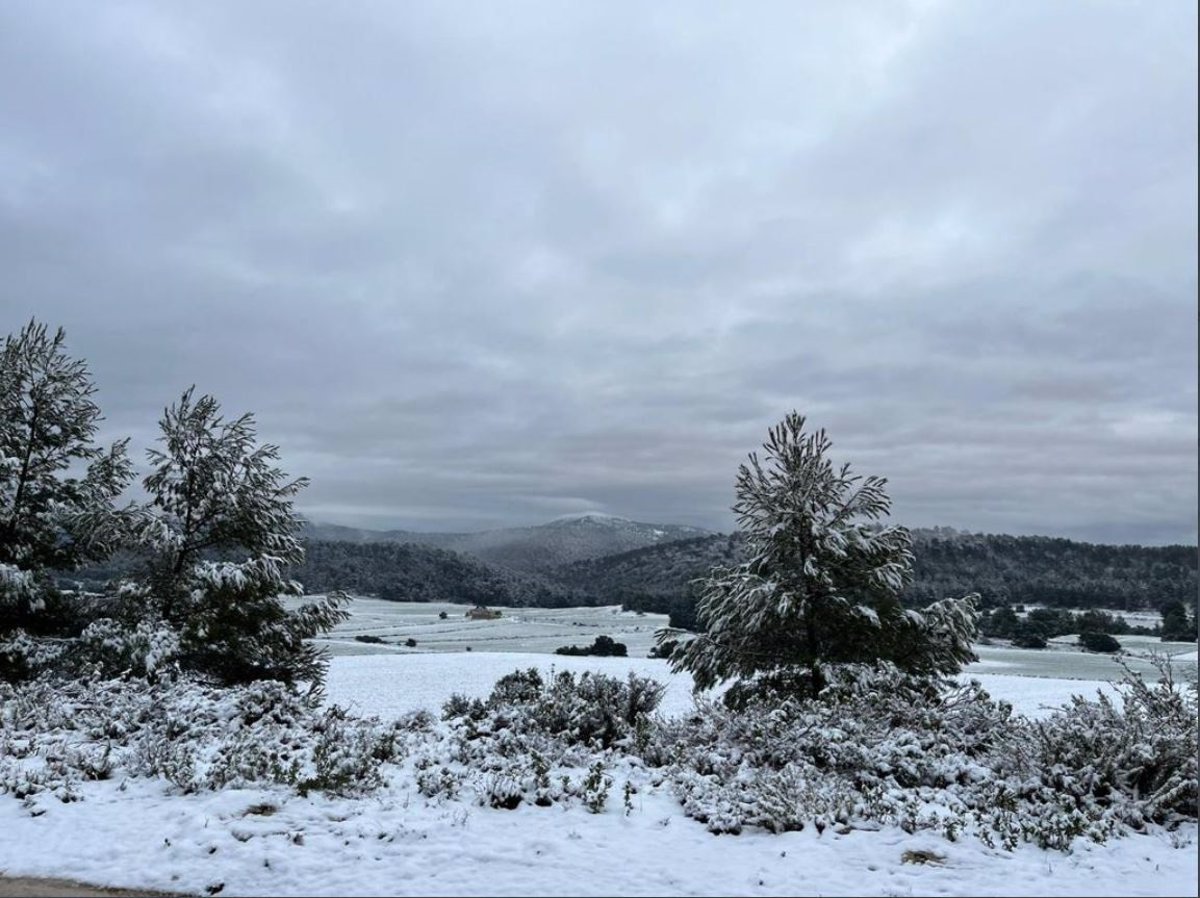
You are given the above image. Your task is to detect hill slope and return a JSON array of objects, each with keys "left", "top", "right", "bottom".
[
  {"left": 296, "top": 540, "right": 590, "bottom": 608},
  {"left": 302, "top": 514, "right": 712, "bottom": 573},
  {"left": 550, "top": 528, "right": 1198, "bottom": 626}
]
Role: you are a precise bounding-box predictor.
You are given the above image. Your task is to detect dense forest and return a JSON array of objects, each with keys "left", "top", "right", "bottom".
[
  {"left": 553, "top": 529, "right": 1198, "bottom": 630},
  {"left": 905, "top": 529, "right": 1198, "bottom": 611},
  {"left": 64, "top": 527, "right": 1196, "bottom": 632},
  {"left": 64, "top": 540, "right": 588, "bottom": 607},
  {"left": 295, "top": 540, "right": 589, "bottom": 607}
]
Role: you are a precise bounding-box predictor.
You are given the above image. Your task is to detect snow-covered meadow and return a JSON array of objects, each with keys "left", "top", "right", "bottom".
[
  {"left": 1, "top": 598, "right": 1196, "bottom": 897},
  {"left": 301, "top": 597, "right": 1198, "bottom": 682}
]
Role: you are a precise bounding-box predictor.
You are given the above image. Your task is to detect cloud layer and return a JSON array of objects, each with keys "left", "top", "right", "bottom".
[{"left": 2, "top": 1, "right": 1196, "bottom": 542}]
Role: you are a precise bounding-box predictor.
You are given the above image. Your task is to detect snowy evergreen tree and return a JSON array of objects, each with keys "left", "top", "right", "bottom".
[
  {"left": 0, "top": 321, "right": 132, "bottom": 678},
  {"left": 1159, "top": 599, "right": 1195, "bottom": 642},
  {"left": 0, "top": 320, "right": 133, "bottom": 574},
  {"left": 135, "top": 387, "right": 347, "bottom": 686},
  {"left": 662, "top": 412, "right": 978, "bottom": 704}
]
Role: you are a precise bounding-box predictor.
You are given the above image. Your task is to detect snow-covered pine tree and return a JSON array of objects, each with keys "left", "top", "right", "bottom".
[
  {"left": 661, "top": 411, "right": 978, "bottom": 705},
  {"left": 136, "top": 387, "right": 347, "bottom": 687},
  {"left": 1159, "top": 600, "right": 1196, "bottom": 642},
  {"left": 0, "top": 321, "right": 133, "bottom": 679}
]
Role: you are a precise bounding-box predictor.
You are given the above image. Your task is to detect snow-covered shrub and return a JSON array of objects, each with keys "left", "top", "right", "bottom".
[
  {"left": 302, "top": 705, "right": 398, "bottom": 796},
  {"left": 446, "top": 667, "right": 665, "bottom": 752},
  {"left": 0, "top": 629, "right": 66, "bottom": 684},
  {"left": 970, "top": 780, "right": 1119, "bottom": 851},
  {"left": 436, "top": 668, "right": 663, "bottom": 812},
  {"left": 478, "top": 771, "right": 525, "bottom": 810},
  {"left": 0, "top": 565, "right": 39, "bottom": 614},
  {"left": 0, "top": 567, "right": 61, "bottom": 681},
  {"left": 995, "top": 657, "right": 1197, "bottom": 838},
  {"left": 649, "top": 660, "right": 1197, "bottom": 849},
  {"left": 0, "top": 676, "right": 412, "bottom": 806},
  {"left": 580, "top": 760, "right": 612, "bottom": 813},
  {"left": 414, "top": 758, "right": 464, "bottom": 801},
  {"left": 648, "top": 666, "right": 1004, "bottom": 834}
]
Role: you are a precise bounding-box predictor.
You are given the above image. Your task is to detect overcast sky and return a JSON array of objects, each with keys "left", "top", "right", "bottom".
[{"left": 2, "top": 1, "right": 1196, "bottom": 543}]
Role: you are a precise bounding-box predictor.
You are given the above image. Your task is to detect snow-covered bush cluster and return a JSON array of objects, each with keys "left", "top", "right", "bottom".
[
  {"left": 642, "top": 661, "right": 1196, "bottom": 849},
  {"left": 75, "top": 616, "right": 181, "bottom": 681},
  {"left": 0, "top": 659, "right": 1194, "bottom": 853},
  {"left": 446, "top": 667, "right": 664, "bottom": 751},
  {"left": 423, "top": 668, "right": 665, "bottom": 813},
  {"left": 0, "top": 676, "right": 418, "bottom": 812},
  {"left": 1002, "top": 660, "right": 1198, "bottom": 837},
  {"left": 0, "top": 667, "right": 666, "bottom": 818}
]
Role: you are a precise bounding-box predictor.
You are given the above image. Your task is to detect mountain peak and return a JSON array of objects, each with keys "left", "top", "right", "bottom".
[{"left": 547, "top": 511, "right": 631, "bottom": 526}]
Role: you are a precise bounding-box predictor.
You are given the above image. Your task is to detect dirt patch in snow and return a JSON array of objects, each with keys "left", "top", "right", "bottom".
[{"left": 0, "top": 876, "right": 184, "bottom": 897}]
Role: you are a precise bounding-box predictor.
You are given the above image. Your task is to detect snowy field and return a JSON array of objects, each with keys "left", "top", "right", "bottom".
[
  {"left": 298, "top": 596, "right": 1197, "bottom": 685},
  {"left": 1, "top": 597, "right": 1195, "bottom": 897},
  {"left": 294, "top": 597, "right": 675, "bottom": 659},
  {"left": 322, "top": 651, "right": 1131, "bottom": 723}
]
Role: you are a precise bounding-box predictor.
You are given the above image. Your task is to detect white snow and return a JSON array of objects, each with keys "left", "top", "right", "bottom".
[
  {"left": 325, "top": 652, "right": 703, "bottom": 719},
  {"left": 321, "top": 651, "right": 1128, "bottom": 723},
  {"left": 963, "top": 673, "right": 1120, "bottom": 719},
  {"left": 1, "top": 654, "right": 1196, "bottom": 898},
  {"left": 1, "top": 771, "right": 1193, "bottom": 898},
  {"left": 2, "top": 631, "right": 1196, "bottom": 896}
]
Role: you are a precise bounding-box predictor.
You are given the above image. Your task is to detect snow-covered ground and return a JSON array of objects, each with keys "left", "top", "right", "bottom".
[
  {"left": 2, "top": 600, "right": 1196, "bottom": 896},
  {"left": 1, "top": 770, "right": 1194, "bottom": 898},
  {"left": 299, "top": 597, "right": 1198, "bottom": 683},
  {"left": 325, "top": 651, "right": 704, "bottom": 720},
  {"left": 293, "top": 597, "right": 675, "bottom": 659},
  {"left": 320, "top": 651, "right": 1125, "bottom": 723}
]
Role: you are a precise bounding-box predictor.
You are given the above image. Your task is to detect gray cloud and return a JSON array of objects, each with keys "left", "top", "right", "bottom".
[{"left": 1, "top": 0, "right": 1195, "bottom": 543}]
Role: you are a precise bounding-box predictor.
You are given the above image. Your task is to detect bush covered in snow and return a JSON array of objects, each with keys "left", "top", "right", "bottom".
[
  {"left": 645, "top": 664, "right": 1009, "bottom": 836},
  {"left": 445, "top": 667, "right": 664, "bottom": 752},
  {"left": 642, "top": 661, "right": 1196, "bottom": 849},
  {"left": 996, "top": 658, "right": 1198, "bottom": 838},
  {"left": 0, "top": 655, "right": 1194, "bottom": 855},
  {"left": 423, "top": 668, "right": 666, "bottom": 813},
  {"left": 0, "top": 676, "right": 417, "bottom": 811}
]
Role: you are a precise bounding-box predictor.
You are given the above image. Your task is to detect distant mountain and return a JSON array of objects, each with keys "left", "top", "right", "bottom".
[{"left": 301, "top": 515, "right": 712, "bottom": 573}]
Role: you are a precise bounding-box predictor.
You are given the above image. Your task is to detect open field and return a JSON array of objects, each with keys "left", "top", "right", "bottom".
[
  {"left": 282, "top": 595, "right": 1200, "bottom": 723},
  {"left": 293, "top": 595, "right": 1198, "bottom": 685},
  {"left": 289, "top": 596, "right": 674, "bottom": 658}
]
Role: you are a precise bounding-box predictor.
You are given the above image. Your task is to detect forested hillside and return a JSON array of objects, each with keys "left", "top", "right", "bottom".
[
  {"left": 65, "top": 527, "right": 1197, "bottom": 623},
  {"left": 553, "top": 533, "right": 744, "bottom": 598},
  {"left": 296, "top": 540, "right": 589, "bottom": 607},
  {"left": 906, "top": 529, "right": 1197, "bottom": 610},
  {"left": 552, "top": 528, "right": 1197, "bottom": 627},
  {"left": 303, "top": 515, "right": 711, "bottom": 573}
]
